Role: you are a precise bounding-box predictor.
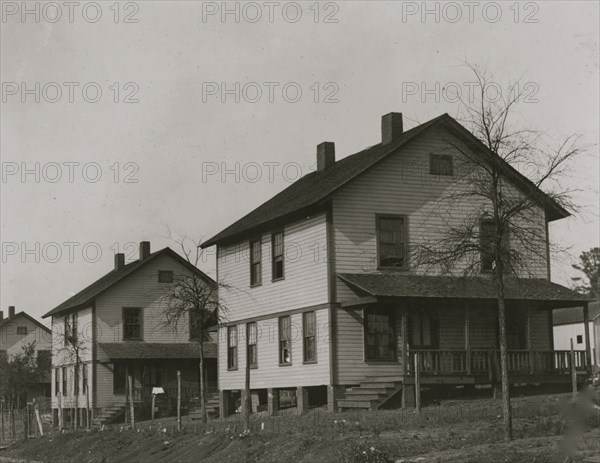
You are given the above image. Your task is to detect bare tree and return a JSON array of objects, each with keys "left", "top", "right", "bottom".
[
  {"left": 160, "top": 236, "right": 229, "bottom": 424},
  {"left": 53, "top": 314, "right": 88, "bottom": 430},
  {"left": 413, "top": 63, "right": 588, "bottom": 441}
]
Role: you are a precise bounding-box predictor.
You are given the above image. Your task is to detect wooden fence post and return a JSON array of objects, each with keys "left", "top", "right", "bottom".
[
  {"left": 25, "top": 404, "right": 30, "bottom": 439},
  {"left": 570, "top": 338, "right": 577, "bottom": 400},
  {"left": 57, "top": 394, "right": 63, "bottom": 431},
  {"left": 1, "top": 401, "right": 4, "bottom": 441},
  {"left": 86, "top": 386, "right": 90, "bottom": 430},
  {"left": 414, "top": 352, "right": 421, "bottom": 415},
  {"left": 128, "top": 372, "right": 135, "bottom": 429},
  {"left": 177, "top": 370, "right": 182, "bottom": 431},
  {"left": 35, "top": 404, "right": 44, "bottom": 437}
]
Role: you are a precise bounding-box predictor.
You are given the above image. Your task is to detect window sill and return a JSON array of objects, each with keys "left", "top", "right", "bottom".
[
  {"left": 227, "top": 367, "right": 238, "bottom": 372},
  {"left": 250, "top": 283, "right": 262, "bottom": 288},
  {"left": 250, "top": 365, "right": 258, "bottom": 370},
  {"left": 278, "top": 363, "right": 293, "bottom": 367},
  {"left": 302, "top": 360, "right": 318, "bottom": 365},
  {"left": 271, "top": 277, "right": 285, "bottom": 283}
]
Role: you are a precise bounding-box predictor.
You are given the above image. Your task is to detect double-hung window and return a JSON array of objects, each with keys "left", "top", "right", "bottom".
[
  {"left": 250, "top": 239, "right": 262, "bottom": 286},
  {"left": 279, "top": 316, "right": 292, "bottom": 365},
  {"left": 227, "top": 326, "right": 238, "bottom": 370},
  {"left": 303, "top": 311, "right": 317, "bottom": 363},
  {"left": 377, "top": 216, "right": 408, "bottom": 269},
  {"left": 247, "top": 322, "right": 258, "bottom": 368},
  {"left": 272, "top": 231, "right": 284, "bottom": 280},
  {"left": 123, "top": 308, "right": 142, "bottom": 340}
]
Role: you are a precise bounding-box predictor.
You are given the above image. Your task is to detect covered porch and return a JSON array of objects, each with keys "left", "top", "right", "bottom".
[{"left": 338, "top": 273, "right": 593, "bottom": 385}]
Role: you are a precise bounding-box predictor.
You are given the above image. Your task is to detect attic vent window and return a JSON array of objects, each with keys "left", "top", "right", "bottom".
[
  {"left": 158, "top": 270, "right": 173, "bottom": 283},
  {"left": 17, "top": 326, "right": 27, "bottom": 335},
  {"left": 429, "top": 154, "right": 453, "bottom": 176}
]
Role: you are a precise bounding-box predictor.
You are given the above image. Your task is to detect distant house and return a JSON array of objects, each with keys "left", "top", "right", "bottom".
[
  {"left": 0, "top": 306, "right": 52, "bottom": 402},
  {"left": 42, "top": 242, "right": 218, "bottom": 425},
  {"left": 553, "top": 301, "right": 600, "bottom": 367},
  {"left": 202, "top": 112, "right": 592, "bottom": 416}
]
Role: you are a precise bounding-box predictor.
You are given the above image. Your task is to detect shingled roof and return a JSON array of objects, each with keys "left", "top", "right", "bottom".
[
  {"left": 553, "top": 301, "right": 600, "bottom": 325},
  {"left": 43, "top": 247, "right": 215, "bottom": 318},
  {"left": 202, "top": 113, "right": 569, "bottom": 248},
  {"left": 0, "top": 311, "right": 51, "bottom": 333},
  {"left": 338, "top": 273, "right": 591, "bottom": 306}
]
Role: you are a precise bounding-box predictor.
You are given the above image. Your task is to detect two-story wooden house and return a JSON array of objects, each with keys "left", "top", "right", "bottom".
[
  {"left": 1, "top": 306, "right": 52, "bottom": 403},
  {"left": 203, "top": 112, "right": 592, "bottom": 415},
  {"left": 42, "top": 242, "right": 218, "bottom": 425}
]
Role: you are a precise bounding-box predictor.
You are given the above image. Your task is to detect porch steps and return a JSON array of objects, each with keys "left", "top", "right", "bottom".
[
  {"left": 338, "top": 375, "right": 404, "bottom": 411},
  {"left": 91, "top": 404, "right": 127, "bottom": 427},
  {"left": 189, "top": 392, "right": 220, "bottom": 419}
]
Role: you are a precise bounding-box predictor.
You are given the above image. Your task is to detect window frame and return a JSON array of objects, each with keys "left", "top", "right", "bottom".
[
  {"left": 409, "top": 312, "right": 440, "bottom": 349},
  {"left": 16, "top": 325, "right": 28, "bottom": 335},
  {"left": 302, "top": 311, "right": 317, "bottom": 364},
  {"left": 249, "top": 238, "right": 262, "bottom": 287},
  {"left": 74, "top": 364, "right": 79, "bottom": 395},
  {"left": 122, "top": 307, "right": 143, "bottom": 341},
  {"left": 61, "top": 366, "right": 67, "bottom": 396},
  {"left": 247, "top": 322, "right": 258, "bottom": 369},
  {"left": 113, "top": 363, "right": 127, "bottom": 395},
  {"left": 82, "top": 363, "right": 88, "bottom": 393},
  {"left": 158, "top": 270, "right": 174, "bottom": 283},
  {"left": 480, "top": 218, "right": 510, "bottom": 274},
  {"left": 576, "top": 335, "right": 583, "bottom": 344},
  {"left": 271, "top": 230, "right": 285, "bottom": 282},
  {"left": 54, "top": 368, "right": 60, "bottom": 397},
  {"left": 279, "top": 315, "right": 292, "bottom": 366},
  {"left": 429, "top": 153, "right": 454, "bottom": 176},
  {"left": 376, "top": 214, "right": 409, "bottom": 270},
  {"left": 363, "top": 308, "right": 397, "bottom": 362},
  {"left": 227, "top": 325, "right": 238, "bottom": 371}
]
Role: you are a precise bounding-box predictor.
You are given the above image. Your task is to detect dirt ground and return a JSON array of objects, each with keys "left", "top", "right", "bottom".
[{"left": 1, "top": 393, "right": 598, "bottom": 463}]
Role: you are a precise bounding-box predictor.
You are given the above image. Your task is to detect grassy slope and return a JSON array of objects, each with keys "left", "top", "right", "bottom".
[{"left": 3, "top": 393, "right": 599, "bottom": 463}]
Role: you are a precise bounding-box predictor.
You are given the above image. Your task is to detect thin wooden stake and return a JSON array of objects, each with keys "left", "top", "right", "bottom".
[
  {"left": 177, "top": 370, "right": 182, "bottom": 431},
  {"left": 57, "top": 393, "right": 63, "bottom": 431},
  {"left": 570, "top": 338, "right": 577, "bottom": 400},
  {"left": 128, "top": 370, "right": 135, "bottom": 429},
  {"left": 35, "top": 406, "right": 44, "bottom": 437},
  {"left": 414, "top": 352, "right": 421, "bottom": 415}
]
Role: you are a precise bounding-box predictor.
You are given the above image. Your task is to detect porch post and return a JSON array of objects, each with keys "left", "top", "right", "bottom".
[
  {"left": 400, "top": 306, "right": 410, "bottom": 409},
  {"left": 583, "top": 302, "right": 592, "bottom": 371},
  {"left": 526, "top": 306, "right": 534, "bottom": 374},
  {"left": 464, "top": 302, "right": 471, "bottom": 375}
]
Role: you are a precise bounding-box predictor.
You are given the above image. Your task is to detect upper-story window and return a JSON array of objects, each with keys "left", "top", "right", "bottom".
[
  {"left": 17, "top": 326, "right": 27, "bottom": 335},
  {"left": 227, "top": 325, "right": 238, "bottom": 370},
  {"left": 272, "top": 231, "right": 284, "bottom": 281},
  {"left": 61, "top": 366, "right": 67, "bottom": 396},
  {"left": 480, "top": 219, "right": 509, "bottom": 273},
  {"left": 377, "top": 216, "right": 408, "bottom": 269},
  {"left": 279, "top": 315, "right": 292, "bottom": 365},
  {"left": 54, "top": 368, "right": 59, "bottom": 397},
  {"left": 123, "top": 307, "right": 143, "bottom": 341},
  {"left": 65, "top": 313, "right": 78, "bottom": 346},
  {"left": 158, "top": 270, "right": 173, "bottom": 283},
  {"left": 250, "top": 239, "right": 262, "bottom": 286},
  {"left": 429, "top": 154, "right": 453, "bottom": 175}
]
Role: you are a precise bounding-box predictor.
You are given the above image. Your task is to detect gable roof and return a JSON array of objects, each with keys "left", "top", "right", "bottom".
[
  {"left": 553, "top": 301, "right": 600, "bottom": 325},
  {"left": 42, "top": 247, "right": 216, "bottom": 319},
  {"left": 202, "top": 113, "right": 569, "bottom": 248},
  {"left": 0, "top": 311, "right": 51, "bottom": 334},
  {"left": 337, "top": 273, "right": 591, "bottom": 307}
]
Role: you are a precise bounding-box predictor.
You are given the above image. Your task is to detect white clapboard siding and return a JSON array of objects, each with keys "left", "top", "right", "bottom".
[
  {"left": 95, "top": 253, "right": 194, "bottom": 344},
  {"left": 1, "top": 316, "right": 52, "bottom": 357},
  {"left": 218, "top": 212, "right": 329, "bottom": 321},
  {"left": 51, "top": 362, "right": 93, "bottom": 409},
  {"left": 52, "top": 307, "right": 93, "bottom": 367},
  {"left": 219, "top": 309, "right": 330, "bottom": 390},
  {"left": 332, "top": 124, "right": 549, "bottom": 301}
]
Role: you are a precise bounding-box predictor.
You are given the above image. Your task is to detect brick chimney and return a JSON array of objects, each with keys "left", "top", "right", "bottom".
[
  {"left": 381, "top": 112, "right": 403, "bottom": 145},
  {"left": 317, "top": 142, "right": 335, "bottom": 171},
  {"left": 8, "top": 306, "right": 15, "bottom": 318},
  {"left": 114, "top": 253, "right": 125, "bottom": 270},
  {"left": 139, "top": 241, "right": 151, "bottom": 260},
  {"left": 0, "top": 310, "right": 4, "bottom": 322}
]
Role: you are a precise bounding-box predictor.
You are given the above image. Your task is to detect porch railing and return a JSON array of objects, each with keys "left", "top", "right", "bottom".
[{"left": 408, "top": 349, "right": 588, "bottom": 376}]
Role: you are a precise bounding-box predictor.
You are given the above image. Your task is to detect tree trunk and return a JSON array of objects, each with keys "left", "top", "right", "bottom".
[
  {"left": 495, "top": 274, "right": 513, "bottom": 441},
  {"left": 199, "top": 341, "right": 207, "bottom": 424}
]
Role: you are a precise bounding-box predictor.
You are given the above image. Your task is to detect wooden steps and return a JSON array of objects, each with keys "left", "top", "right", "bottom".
[
  {"left": 338, "top": 375, "right": 404, "bottom": 411},
  {"left": 91, "top": 404, "right": 126, "bottom": 427}
]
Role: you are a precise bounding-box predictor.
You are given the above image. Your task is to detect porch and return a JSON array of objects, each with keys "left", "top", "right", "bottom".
[{"left": 335, "top": 274, "right": 593, "bottom": 410}]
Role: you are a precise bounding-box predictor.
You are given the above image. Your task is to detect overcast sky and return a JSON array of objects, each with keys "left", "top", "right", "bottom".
[{"left": 1, "top": 1, "right": 598, "bottom": 324}]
